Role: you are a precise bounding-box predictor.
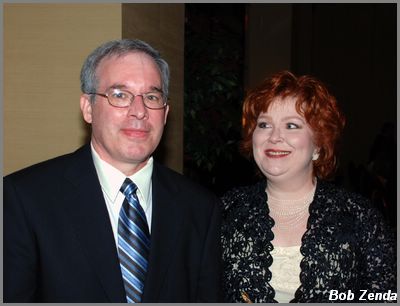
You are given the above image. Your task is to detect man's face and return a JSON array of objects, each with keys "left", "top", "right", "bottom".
[{"left": 80, "top": 52, "right": 169, "bottom": 175}]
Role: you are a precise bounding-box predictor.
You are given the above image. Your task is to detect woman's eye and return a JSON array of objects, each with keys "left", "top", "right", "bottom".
[
  {"left": 257, "top": 122, "right": 270, "bottom": 129},
  {"left": 287, "top": 123, "right": 300, "bottom": 129}
]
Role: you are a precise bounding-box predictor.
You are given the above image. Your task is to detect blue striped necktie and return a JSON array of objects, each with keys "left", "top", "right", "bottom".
[{"left": 118, "top": 178, "right": 150, "bottom": 303}]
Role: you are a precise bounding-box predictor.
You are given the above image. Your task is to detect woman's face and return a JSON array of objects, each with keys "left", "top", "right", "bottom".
[{"left": 252, "top": 96, "right": 317, "bottom": 184}]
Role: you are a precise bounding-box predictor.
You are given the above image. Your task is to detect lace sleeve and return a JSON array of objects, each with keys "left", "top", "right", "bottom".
[
  {"left": 220, "top": 182, "right": 275, "bottom": 303},
  {"left": 357, "top": 202, "right": 397, "bottom": 293}
]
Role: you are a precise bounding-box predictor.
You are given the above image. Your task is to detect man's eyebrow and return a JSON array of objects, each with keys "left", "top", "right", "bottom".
[
  {"left": 108, "top": 83, "right": 127, "bottom": 90},
  {"left": 150, "top": 86, "right": 163, "bottom": 93},
  {"left": 107, "top": 84, "right": 163, "bottom": 93}
]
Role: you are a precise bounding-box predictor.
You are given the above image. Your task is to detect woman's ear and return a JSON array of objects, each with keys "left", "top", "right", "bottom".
[{"left": 312, "top": 149, "right": 320, "bottom": 161}]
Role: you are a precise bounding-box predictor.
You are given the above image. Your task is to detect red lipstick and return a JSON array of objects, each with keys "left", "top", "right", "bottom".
[{"left": 264, "top": 149, "right": 291, "bottom": 158}]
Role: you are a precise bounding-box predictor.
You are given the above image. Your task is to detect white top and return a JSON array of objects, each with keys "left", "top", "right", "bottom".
[
  {"left": 91, "top": 143, "right": 153, "bottom": 246},
  {"left": 269, "top": 245, "right": 302, "bottom": 303}
]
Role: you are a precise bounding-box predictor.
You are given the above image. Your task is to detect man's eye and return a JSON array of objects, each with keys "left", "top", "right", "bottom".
[
  {"left": 111, "top": 91, "right": 128, "bottom": 99},
  {"left": 146, "top": 94, "right": 160, "bottom": 101}
]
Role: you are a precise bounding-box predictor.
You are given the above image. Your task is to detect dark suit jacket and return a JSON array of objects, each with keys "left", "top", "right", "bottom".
[{"left": 4, "top": 144, "right": 222, "bottom": 302}]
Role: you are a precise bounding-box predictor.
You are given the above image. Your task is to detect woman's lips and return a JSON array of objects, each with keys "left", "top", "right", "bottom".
[{"left": 264, "top": 149, "right": 291, "bottom": 158}]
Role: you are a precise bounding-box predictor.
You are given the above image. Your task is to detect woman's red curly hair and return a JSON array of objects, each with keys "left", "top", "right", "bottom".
[{"left": 241, "top": 71, "right": 346, "bottom": 179}]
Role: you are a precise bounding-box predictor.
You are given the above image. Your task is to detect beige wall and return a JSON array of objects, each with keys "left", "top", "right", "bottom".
[
  {"left": 4, "top": 4, "right": 121, "bottom": 175},
  {"left": 4, "top": 3, "right": 184, "bottom": 175}
]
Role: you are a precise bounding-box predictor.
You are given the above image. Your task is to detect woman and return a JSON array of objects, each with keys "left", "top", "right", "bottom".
[{"left": 221, "top": 71, "right": 396, "bottom": 303}]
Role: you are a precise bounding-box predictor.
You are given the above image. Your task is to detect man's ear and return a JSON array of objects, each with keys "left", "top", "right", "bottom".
[
  {"left": 164, "top": 104, "right": 169, "bottom": 125},
  {"left": 80, "top": 94, "right": 93, "bottom": 124}
]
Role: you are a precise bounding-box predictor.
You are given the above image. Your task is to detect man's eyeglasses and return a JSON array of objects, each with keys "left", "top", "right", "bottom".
[{"left": 88, "top": 88, "right": 167, "bottom": 110}]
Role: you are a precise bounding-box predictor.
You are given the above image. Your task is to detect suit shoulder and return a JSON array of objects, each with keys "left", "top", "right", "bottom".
[{"left": 4, "top": 146, "right": 86, "bottom": 185}]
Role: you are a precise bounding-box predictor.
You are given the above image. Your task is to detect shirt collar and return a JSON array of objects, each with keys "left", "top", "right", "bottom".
[{"left": 90, "top": 143, "right": 153, "bottom": 207}]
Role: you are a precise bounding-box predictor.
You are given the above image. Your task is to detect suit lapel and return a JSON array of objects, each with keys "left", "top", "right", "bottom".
[
  {"left": 142, "top": 163, "right": 184, "bottom": 302},
  {"left": 60, "top": 148, "right": 184, "bottom": 302},
  {"left": 60, "top": 145, "right": 126, "bottom": 302}
]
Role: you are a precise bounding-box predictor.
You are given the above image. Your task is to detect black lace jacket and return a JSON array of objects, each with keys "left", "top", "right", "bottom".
[{"left": 221, "top": 180, "right": 397, "bottom": 303}]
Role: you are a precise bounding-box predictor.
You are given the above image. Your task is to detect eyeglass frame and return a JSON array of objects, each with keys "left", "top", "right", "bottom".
[{"left": 87, "top": 87, "right": 168, "bottom": 110}]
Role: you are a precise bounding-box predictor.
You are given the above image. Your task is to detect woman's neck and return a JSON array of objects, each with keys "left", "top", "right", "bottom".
[
  {"left": 266, "top": 176, "right": 316, "bottom": 201},
  {"left": 267, "top": 177, "right": 317, "bottom": 247}
]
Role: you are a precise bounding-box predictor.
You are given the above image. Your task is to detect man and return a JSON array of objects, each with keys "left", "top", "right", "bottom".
[{"left": 4, "top": 39, "right": 222, "bottom": 302}]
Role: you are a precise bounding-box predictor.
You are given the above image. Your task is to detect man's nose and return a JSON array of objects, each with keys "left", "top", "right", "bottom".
[{"left": 127, "top": 95, "right": 148, "bottom": 119}]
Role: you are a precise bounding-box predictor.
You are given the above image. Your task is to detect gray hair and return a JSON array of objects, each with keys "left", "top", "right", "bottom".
[{"left": 80, "top": 39, "right": 170, "bottom": 101}]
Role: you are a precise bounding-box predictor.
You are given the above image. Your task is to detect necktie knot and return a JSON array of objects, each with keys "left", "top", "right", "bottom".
[{"left": 120, "top": 178, "right": 138, "bottom": 197}]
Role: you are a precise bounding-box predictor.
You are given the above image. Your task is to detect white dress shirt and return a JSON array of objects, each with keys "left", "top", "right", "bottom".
[{"left": 91, "top": 143, "right": 153, "bottom": 246}]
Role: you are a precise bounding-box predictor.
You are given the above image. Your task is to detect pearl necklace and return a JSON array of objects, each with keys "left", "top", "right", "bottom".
[{"left": 267, "top": 186, "right": 316, "bottom": 230}]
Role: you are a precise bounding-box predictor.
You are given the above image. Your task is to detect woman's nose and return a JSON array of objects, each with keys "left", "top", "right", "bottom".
[{"left": 268, "top": 127, "right": 284, "bottom": 143}]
